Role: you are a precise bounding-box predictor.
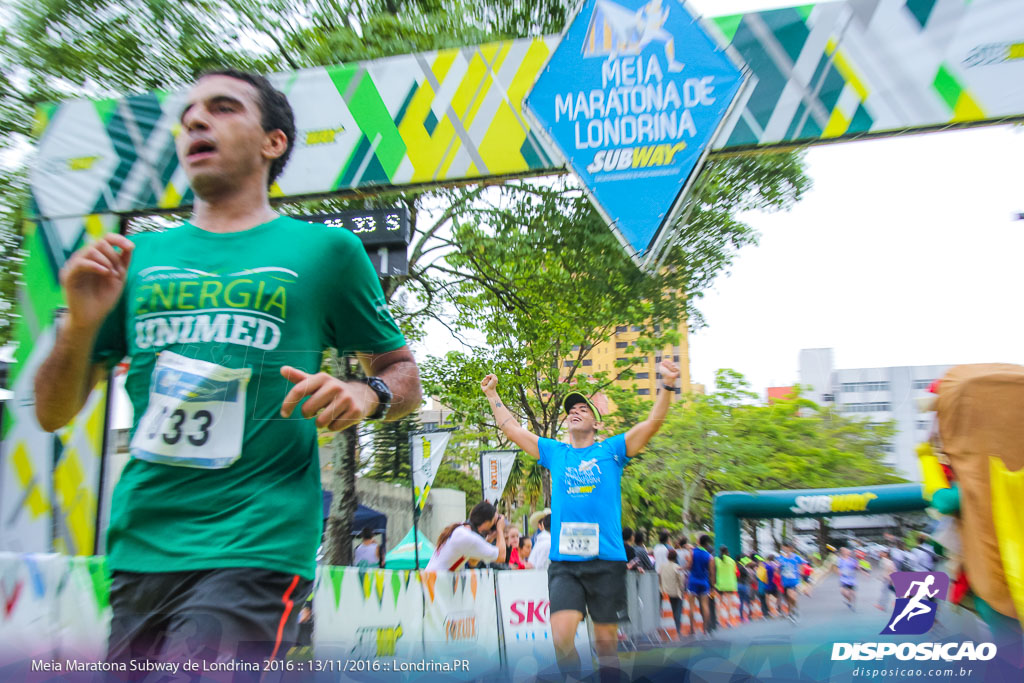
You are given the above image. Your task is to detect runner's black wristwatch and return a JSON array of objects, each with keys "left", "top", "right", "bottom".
[{"left": 362, "top": 376, "right": 393, "bottom": 420}]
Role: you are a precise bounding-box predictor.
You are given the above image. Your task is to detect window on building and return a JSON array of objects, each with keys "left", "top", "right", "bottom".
[
  {"left": 631, "top": 325, "right": 643, "bottom": 331},
  {"left": 617, "top": 357, "right": 629, "bottom": 363},
  {"left": 616, "top": 341, "right": 628, "bottom": 348},
  {"left": 917, "top": 419, "right": 930, "bottom": 430},
  {"left": 673, "top": 355, "right": 679, "bottom": 362},
  {"left": 563, "top": 360, "right": 574, "bottom": 367},
  {"left": 654, "top": 324, "right": 662, "bottom": 333},
  {"left": 582, "top": 359, "right": 592, "bottom": 366},
  {"left": 637, "top": 388, "right": 650, "bottom": 395},
  {"left": 841, "top": 381, "right": 891, "bottom": 393},
  {"left": 571, "top": 345, "right": 580, "bottom": 351},
  {"left": 841, "top": 402, "right": 892, "bottom": 413},
  {"left": 423, "top": 422, "right": 438, "bottom": 431},
  {"left": 635, "top": 372, "right": 649, "bottom": 379},
  {"left": 913, "top": 379, "right": 934, "bottom": 390},
  {"left": 615, "top": 325, "right": 627, "bottom": 333}
]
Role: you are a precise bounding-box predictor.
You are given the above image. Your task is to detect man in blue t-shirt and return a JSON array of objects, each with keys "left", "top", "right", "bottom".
[
  {"left": 481, "top": 359, "right": 680, "bottom": 679},
  {"left": 777, "top": 542, "right": 804, "bottom": 622}
]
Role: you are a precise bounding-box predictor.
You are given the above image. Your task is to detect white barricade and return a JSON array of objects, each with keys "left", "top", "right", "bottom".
[
  {"left": 422, "top": 569, "right": 501, "bottom": 677},
  {"left": 496, "top": 569, "right": 592, "bottom": 680},
  {"left": 0, "top": 553, "right": 66, "bottom": 661},
  {"left": 313, "top": 565, "right": 425, "bottom": 664},
  {"left": 57, "top": 556, "right": 111, "bottom": 660}
]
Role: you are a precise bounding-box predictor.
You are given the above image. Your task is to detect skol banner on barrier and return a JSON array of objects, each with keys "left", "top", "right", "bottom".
[
  {"left": 496, "top": 569, "right": 592, "bottom": 680},
  {"left": 480, "top": 450, "right": 518, "bottom": 505},
  {"left": 411, "top": 430, "right": 453, "bottom": 512},
  {"left": 313, "top": 565, "right": 425, "bottom": 663},
  {"left": 421, "top": 569, "right": 501, "bottom": 677}
]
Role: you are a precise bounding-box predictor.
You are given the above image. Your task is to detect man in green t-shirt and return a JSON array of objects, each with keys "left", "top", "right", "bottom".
[{"left": 34, "top": 69, "right": 422, "bottom": 665}]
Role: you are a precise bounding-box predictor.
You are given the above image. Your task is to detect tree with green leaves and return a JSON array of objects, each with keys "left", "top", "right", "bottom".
[
  {"left": 625, "top": 370, "right": 903, "bottom": 533},
  {"left": 419, "top": 153, "right": 810, "bottom": 505}
]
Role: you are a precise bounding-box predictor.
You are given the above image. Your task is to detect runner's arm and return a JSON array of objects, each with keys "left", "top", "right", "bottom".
[
  {"left": 625, "top": 359, "right": 680, "bottom": 457},
  {"left": 35, "top": 233, "right": 134, "bottom": 432},
  {"left": 358, "top": 345, "right": 422, "bottom": 420},
  {"left": 480, "top": 374, "right": 540, "bottom": 458},
  {"left": 35, "top": 331, "right": 108, "bottom": 432}
]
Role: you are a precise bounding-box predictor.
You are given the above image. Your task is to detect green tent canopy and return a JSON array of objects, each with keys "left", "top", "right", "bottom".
[{"left": 384, "top": 527, "right": 435, "bottom": 569}]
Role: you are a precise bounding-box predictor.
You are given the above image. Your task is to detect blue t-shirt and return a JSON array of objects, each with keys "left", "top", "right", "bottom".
[
  {"left": 538, "top": 434, "right": 629, "bottom": 562},
  {"left": 689, "top": 547, "right": 712, "bottom": 586},
  {"left": 778, "top": 555, "right": 802, "bottom": 586},
  {"left": 838, "top": 557, "right": 859, "bottom": 585}
]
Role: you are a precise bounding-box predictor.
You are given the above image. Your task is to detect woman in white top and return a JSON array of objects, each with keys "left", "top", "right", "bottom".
[
  {"left": 353, "top": 527, "right": 381, "bottom": 567},
  {"left": 426, "top": 501, "right": 507, "bottom": 572}
]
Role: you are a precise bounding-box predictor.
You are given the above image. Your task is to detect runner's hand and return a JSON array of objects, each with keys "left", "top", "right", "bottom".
[
  {"left": 481, "top": 374, "right": 498, "bottom": 396},
  {"left": 279, "top": 366, "right": 377, "bottom": 431},
  {"left": 60, "top": 233, "right": 134, "bottom": 330},
  {"left": 659, "top": 359, "right": 680, "bottom": 387}
]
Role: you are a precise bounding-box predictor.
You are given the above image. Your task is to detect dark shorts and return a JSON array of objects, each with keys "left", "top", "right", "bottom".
[
  {"left": 688, "top": 580, "right": 710, "bottom": 596},
  {"left": 548, "top": 559, "right": 627, "bottom": 624},
  {"left": 841, "top": 581, "right": 857, "bottom": 591},
  {"left": 108, "top": 568, "right": 312, "bottom": 673}
]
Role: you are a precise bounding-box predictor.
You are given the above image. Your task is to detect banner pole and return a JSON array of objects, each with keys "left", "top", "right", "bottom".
[
  {"left": 409, "top": 432, "right": 419, "bottom": 571},
  {"left": 479, "top": 451, "right": 486, "bottom": 503}
]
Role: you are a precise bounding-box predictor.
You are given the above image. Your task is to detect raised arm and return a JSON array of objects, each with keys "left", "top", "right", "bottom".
[
  {"left": 625, "top": 359, "right": 680, "bottom": 457},
  {"left": 35, "top": 234, "right": 134, "bottom": 432},
  {"left": 481, "top": 374, "right": 540, "bottom": 459}
]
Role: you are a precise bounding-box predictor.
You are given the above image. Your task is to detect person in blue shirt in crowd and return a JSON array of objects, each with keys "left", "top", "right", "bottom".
[
  {"left": 481, "top": 359, "right": 680, "bottom": 682},
  {"left": 777, "top": 542, "right": 805, "bottom": 622},
  {"left": 686, "top": 534, "right": 716, "bottom": 636}
]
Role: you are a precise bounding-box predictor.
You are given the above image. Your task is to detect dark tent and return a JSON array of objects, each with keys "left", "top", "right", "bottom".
[{"left": 320, "top": 491, "right": 388, "bottom": 553}]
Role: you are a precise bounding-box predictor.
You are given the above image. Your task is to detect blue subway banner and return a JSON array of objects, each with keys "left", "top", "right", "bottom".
[{"left": 525, "top": 0, "right": 747, "bottom": 265}]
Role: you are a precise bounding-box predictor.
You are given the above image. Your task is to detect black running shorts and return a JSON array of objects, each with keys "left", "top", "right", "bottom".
[
  {"left": 107, "top": 568, "right": 312, "bottom": 672},
  {"left": 548, "top": 559, "right": 627, "bottom": 624}
]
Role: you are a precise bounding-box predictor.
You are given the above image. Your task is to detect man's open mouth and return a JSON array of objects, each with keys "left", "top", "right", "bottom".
[{"left": 187, "top": 139, "right": 217, "bottom": 159}]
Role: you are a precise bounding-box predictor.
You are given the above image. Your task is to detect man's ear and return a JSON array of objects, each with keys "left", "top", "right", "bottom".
[{"left": 262, "top": 129, "right": 288, "bottom": 162}]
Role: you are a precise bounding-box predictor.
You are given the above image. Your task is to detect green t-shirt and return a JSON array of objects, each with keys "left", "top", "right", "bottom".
[
  {"left": 92, "top": 216, "right": 405, "bottom": 579},
  {"left": 715, "top": 555, "right": 738, "bottom": 591}
]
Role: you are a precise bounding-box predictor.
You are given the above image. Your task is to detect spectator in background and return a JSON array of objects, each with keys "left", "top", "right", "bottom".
[
  {"left": 633, "top": 530, "right": 655, "bottom": 572},
  {"left": 653, "top": 530, "right": 671, "bottom": 568},
  {"left": 505, "top": 527, "right": 525, "bottom": 569},
  {"left": 659, "top": 549, "right": 686, "bottom": 639},
  {"left": 910, "top": 534, "right": 936, "bottom": 572},
  {"left": 736, "top": 556, "right": 754, "bottom": 622},
  {"left": 426, "top": 501, "right": 506, "bottom": 572},
  {"left": 353, "top": 527, "right": 381, "bottom": 568},
  {"left": 712, "top": 546, "right": 739, "bottom": 629},
  {"left": 686, "top": 535, "right": 715, "bottom": 636},
  {"left": 518, "top": 536, "right": 534, "bottom": 569},
  {"left": 623, "top": 527, "right": 641, "bottom": 571},
  {"left": 528, "top": 509, "right": 552, "bottom": 571}
]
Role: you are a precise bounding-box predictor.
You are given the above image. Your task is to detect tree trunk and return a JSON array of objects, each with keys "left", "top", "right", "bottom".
[
  {"left": 325, "top": 355, "right": 359, "bottom": 566},
  {"left": 817, "top": 517, "right": 829, "bottom": 556}
]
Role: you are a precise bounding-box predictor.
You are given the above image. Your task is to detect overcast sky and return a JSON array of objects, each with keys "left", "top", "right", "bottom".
[{"left": 684, "top": 0, "right": 1024, "bottom": 395}]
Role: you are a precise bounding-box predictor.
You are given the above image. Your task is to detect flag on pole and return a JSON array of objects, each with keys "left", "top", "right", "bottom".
[
  {"left": 411, "top": 430, "right": 453, "bottom": 512},
  {"left": 480, "top": 450, "right": 518, "bottom": 505}
]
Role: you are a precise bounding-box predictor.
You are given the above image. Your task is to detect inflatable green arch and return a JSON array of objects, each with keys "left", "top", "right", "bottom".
[{"left": 713, "top": 483, "right": 928, "bottom": 556}]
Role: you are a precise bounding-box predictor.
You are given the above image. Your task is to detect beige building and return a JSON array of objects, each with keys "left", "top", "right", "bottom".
[{"left": 562, "top": 320, "right": 695, "bottom": 412}]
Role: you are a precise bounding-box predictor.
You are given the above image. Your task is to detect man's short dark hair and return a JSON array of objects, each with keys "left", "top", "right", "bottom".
[
  {"left": 699, "top": 534, "right": 712, "bottom": 549},
  {"left": 635, "top": 530, "right": 646, "bottom": 546},
  {"left": 622, "top": 526, "right": 634, "bottom": 542},
  {"left": 659, "top": 530, "right": 669, "bottom": 544},
  {"left": 199, "top": 69, "right": 296, "bottom": 186},
  {"left": 539, "top": 514, "right": 551, "bottom": 531},
  {"left": 360, "top": 527, "right": 373, "bottom": 540},
  {"left": 667, "top": 548, "right": 678, "bottom": 563}
]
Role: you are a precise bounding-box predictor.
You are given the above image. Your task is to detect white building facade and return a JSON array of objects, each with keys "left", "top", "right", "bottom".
[{"left": 799, "top": 348, "right": 949, "bottom": 482}]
